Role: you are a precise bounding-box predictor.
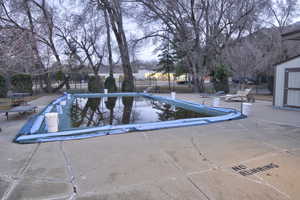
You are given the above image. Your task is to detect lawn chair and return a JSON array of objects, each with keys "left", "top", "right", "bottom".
[
  {"left": 0, "top": 105, "right": 37, "bottom": 120},
  {"left": 222, "top": 88, "right": 254, "bottom": 102},
  {"left": 0, "top": 91, "right": 37, "bottom": 120},
  {"left": 7, "top": 91, "right": 31, "bottom": 106}
]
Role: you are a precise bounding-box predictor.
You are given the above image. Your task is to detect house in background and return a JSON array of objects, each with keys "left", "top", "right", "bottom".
[{"left": 274, "top": 29, "right": 300, "bottom": 109}]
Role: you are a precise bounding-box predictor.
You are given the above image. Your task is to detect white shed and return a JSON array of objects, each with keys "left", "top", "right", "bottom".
[{"left": 274, "top": 56, "right": 300, "bottom": 109}]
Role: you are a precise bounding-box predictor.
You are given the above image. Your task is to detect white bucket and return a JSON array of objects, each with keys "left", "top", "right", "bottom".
[
  {"left": 45, "top": 112, "right": 59, "bottom": 132},
  {"left": 212, "top": 97, "right": 220, "bottom": 107},
  {"left": 104, "top": 89, "right": 108, "bottom": 94},
  {"left": 171, "top": 92, "right": 176, "bottom": 99},
  {"left": 242, "top": 103, "right": 252, "bottom": 116}
]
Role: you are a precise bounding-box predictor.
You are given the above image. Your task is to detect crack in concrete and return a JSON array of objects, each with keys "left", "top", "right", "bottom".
[
  {"left": 59, "top": 142, "right": 77, "bottom": 200},
  {"left": 1, "top": 143, "right": 40, "bottom": 200},
  {"left": 156, "top": 186, "right": 177, "bottom": 200},
  {"left": 186, "top": 176, "right": 211, "bottom": 200},
  {"left": 190, "top": 137, "right": 217, "bottom": 168},
  {"left": 162, "top": 150, "right": 211, "bottom": 200},
  {"left": 141, "top": 132, "right": 212, "bottom": 200},
  {"left": 177, "top": 135, "right": 292, "bottom": 200}
]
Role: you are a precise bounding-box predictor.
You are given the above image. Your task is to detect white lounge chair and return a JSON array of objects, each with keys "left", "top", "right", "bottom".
[{"left": 222, "top": 88, "right": 253, "bottom": 102}]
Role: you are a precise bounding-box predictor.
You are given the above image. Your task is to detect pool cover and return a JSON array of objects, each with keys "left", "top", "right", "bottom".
[{"left": 15, "top": 93, "right": 245, "bottom": 143}]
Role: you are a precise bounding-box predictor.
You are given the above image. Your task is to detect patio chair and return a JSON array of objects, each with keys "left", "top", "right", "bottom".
[
  {"left": 0, "top": 105, "right": 37, "bottom": 120},
  {"left": 7, "top": 91, "right": 31, "bottom": 106},
  {"left": 0, "top": 91, "right": 37, "bottom": 120},
  {"left": 222, "top": 88, "right": 254, "bottom": 102}
]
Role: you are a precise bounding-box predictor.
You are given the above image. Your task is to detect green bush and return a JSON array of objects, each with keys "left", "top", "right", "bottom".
[
  {"left": 11, "top": 74, "right": 33, "bottom": 94},
  {"left": 0, "top": 74, "right": 7, "bottom": 97},
  {"left": 88, "top": 76, "right": 103, "bottom": 92},
  {"left": 122, "top": 79, "right": 134, "bottom": 92},
  {"left": 212, "top": 64, "right": 230, "bottom": 94},
  {"left": 55, "top": 71, "right": 65, "bottom": 81},
  {"left": 104, "top": 75, "right": 117, "bottom": 92}
]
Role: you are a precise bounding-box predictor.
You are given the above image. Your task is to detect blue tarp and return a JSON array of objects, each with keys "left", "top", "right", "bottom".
[{"left": 15, "top": 92, "right": 245, "bottom": 143}]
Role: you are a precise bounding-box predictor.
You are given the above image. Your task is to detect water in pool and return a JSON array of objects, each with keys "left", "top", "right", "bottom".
[{"left": 70, "top": 96, "right": 216, "bottom": 128}]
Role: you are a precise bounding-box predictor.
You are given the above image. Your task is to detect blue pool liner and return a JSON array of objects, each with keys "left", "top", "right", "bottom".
[{"left": 15, "top": 92, "right": 245, "bottom": 143}]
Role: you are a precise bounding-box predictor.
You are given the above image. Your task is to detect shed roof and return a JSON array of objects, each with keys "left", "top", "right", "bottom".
[{"left": 275, "top": 54, "right": 300, "bottom": 66}]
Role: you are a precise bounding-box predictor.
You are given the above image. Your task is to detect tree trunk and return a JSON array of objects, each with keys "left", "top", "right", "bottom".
[
  {"left": 187, "top": 56, "right": 202, "bottom": 93},
  {"left": 105, "top": 0, "right": 134, "bottom": 92},
  {"left": 168, "top": 71, "right": 171, "bottom": 92},
  {"left": 104, "top": 9, "right": 113, "bottom": 77},
  {"left": 24, "top": 0, "right": 44, "bottom": 72}
]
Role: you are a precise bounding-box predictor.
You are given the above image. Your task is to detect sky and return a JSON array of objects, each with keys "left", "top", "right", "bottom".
[{"left": 123, "top": 19, "right": 160, "bottom": 62}]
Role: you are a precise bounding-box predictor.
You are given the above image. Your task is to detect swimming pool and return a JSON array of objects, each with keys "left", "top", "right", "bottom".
[{"left": 15, "top": 93, "right": 245, "bottom": 143}]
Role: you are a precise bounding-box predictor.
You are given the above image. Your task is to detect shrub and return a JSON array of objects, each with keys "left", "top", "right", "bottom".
[
  {"left": 11, "top": 74, "right": 33, "bottom": 94},
  {"left": 88, "top": 76, "right": 103, "bottom": 92},
  {"left": 0, "top": 74, "right": 7, "bottom": 97},
  {"left": 212, "top": 64, "right": 230, "bottom": 94},
  {"left": 104, "top": 75, "right": 117, "bottom": 92},
  {"left": 121, "top": 79, "right": 134, "bottom": 92},
  {"left": 55, "top": 71, "right": 65, "bottom": 81}
]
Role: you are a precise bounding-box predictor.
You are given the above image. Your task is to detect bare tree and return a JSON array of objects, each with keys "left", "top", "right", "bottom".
[
  {"left": 224, "top": 0, "right": 300, "bottom": 85},
  {"left": 135, "top": 0, "right": 268, "bottom": 92},
  {"left": 94, "top": 0, "right": 134, "bottom": 91},
  {"left": 266, "top": 0, "right": 299, "bottom": 33},
  {"left": 0, "top": 0, "right": 71, "bottom": 92},
  {"left": 0, "top": 28, "right": 34, "bottom": 74}
]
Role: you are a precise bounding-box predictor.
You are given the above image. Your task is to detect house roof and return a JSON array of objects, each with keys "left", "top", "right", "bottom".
[{"left": 282, "top": 28, "right": 300, "bottom": 41}]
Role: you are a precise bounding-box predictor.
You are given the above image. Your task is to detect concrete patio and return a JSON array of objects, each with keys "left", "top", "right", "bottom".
[{"left": 0, "top": 93, "right": 299, "bottom": 200}]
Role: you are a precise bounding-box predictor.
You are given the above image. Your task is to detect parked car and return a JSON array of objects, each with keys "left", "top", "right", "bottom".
[{"left": 232, "top": 77, "right": 256, "bottom": 85}]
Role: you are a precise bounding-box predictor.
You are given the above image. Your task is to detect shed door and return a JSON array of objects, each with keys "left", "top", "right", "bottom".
[{"left": 284, "top": 68, "right": 300, "bottom": 108}]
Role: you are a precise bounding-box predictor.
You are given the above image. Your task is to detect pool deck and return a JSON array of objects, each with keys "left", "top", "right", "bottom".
[{"left": 0, "top": 93, "right": 299, "bottom": 200}]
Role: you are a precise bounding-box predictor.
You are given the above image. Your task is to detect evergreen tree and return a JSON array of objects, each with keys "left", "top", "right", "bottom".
[{"left": 156, "top": 45, "right": 175, "bottom": 91}]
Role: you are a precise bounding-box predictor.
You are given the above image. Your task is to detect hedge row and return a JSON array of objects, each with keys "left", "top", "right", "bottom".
[
  {"left": 11, "top": 74, "right": 33, "bottom": 94},
  {"left": 0, "top": 74, "right": 33, "bottom": 97},
  {"left": 0, "top": 75, "right": 7, "bottom": 97}
]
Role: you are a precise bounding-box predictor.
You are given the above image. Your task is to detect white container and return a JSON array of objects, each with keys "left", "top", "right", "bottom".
[
  {"left": 171, "top": 92, "right": 176, "bottom": 99},
  {"left": 242, "top": 103, "right": 252, "bottom": 116},
  {"left": 104, "top": 89, "right": 108, "bottom": 94},
  {"left": 45, "top": 112, "right": 59, "bottom": 132},
  {"left": 212, "top": 97, "right": 220, "bottom": 107}
]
